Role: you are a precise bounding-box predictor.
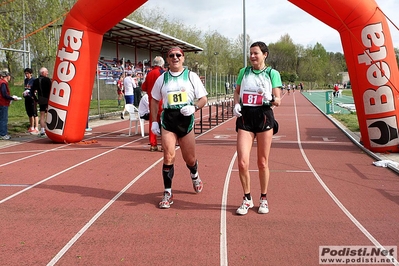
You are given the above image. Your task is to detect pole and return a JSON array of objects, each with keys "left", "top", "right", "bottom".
[{"left": 243, "top": 0, "right": 247, "bottom": 67}]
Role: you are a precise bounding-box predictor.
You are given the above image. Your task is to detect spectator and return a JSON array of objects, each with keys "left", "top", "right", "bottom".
[
  {"left": 31, "top": 67, "right": 51, "bottom": 137},
  {"left": 333, "top": 84, "right": 339, "bottom": 97},
  {"left": 141, "top": 55, "right": 165, "bottom": 151},
  {"left": 225, "top": 81, "right": 230, "bottom": 94},
  {"left": 138, "top": 93, "right": 150, "bottom": 120},
  {"left": 121, "top": 70, "right": 136, "bottom": 119},
  {"left": 117, "top": 74, "right": 124, "bottom": 107},
  {"left": 151, "top": 46, "right": 208, "bottom": 209},
  {"left": 233, "top": 41, "right": 282, "bottom": 215},
  {"left": 133, "top": 73, "right": 142, "bottom": 106},
  {"left": 23, "top": 68, "right": 39, "bottom": 134},
  {"left": 0, "top": 71, "right": 20, "bottom": 140}
]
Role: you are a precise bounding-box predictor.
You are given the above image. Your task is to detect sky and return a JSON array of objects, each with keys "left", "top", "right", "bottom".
[{"left": 140, "top": 0, "right": 399, "bottom": 53}]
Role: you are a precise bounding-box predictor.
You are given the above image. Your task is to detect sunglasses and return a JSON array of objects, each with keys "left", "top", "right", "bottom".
[{"left": 168, "top": 53, "right": 183, "bottom": 58}]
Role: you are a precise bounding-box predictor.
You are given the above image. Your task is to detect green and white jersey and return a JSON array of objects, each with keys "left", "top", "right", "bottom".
[
  {"left": 236, "top": 66, "right": 282, "bottom": 106},
  {"left": 151, "top": 68, "right": 208, "bottom": 109}
]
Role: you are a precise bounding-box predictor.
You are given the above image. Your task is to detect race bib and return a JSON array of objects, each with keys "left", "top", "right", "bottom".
[
  {"left": 167, "top": 91, "right": 188, "bottom": 105},
  {"left": 242, "top": 92, "right": 263, "bottom": 106}
]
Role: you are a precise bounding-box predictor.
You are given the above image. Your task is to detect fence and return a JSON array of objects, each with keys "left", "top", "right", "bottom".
[{"left": 194, "top": 98, "right": 235, "bottom": 134}]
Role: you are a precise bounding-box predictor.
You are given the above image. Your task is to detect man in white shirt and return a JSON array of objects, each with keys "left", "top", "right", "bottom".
[{"left": 138, "top": 93, "right": 150, "bottom": 120}]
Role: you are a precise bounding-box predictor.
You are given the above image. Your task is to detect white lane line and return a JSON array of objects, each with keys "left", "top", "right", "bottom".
[
  {"left": 0, "top": 127, "right": 130, "bottom": 168},
  {"left": 220, "top": 152, "right": 236, "bottom": 266},
  {"left": 47, "top": 113, "right": 232, "bottom": 265},
  {"left": 0, "top": 138, "right": 142, "bottom": 205},
  {"left": 47, "top": 157, "right": 163, "bottom": 266},
  {"left": 292, "top": 94, "right": 398, "bottom": 265}
]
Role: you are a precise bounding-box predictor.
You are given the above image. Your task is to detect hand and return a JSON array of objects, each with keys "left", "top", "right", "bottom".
[
  {"left": 151, "top": 122, "right": 161, "bottom": 136},
  {"left": 180, "top": 105, "right": 196, "bottom": 116},
  {"left": 272, "top": 97, "right": 281, "bottom": 107},
  {"left": 263, "top": 92, "right": 273, "bottom": 102},
  {"left": 233, "top": 104, "right": 242, "bottom": 117}
]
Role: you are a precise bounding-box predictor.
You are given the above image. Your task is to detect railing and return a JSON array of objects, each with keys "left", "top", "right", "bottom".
[{"left": 194, "top": 98, "right": 234, "bottom": 134}]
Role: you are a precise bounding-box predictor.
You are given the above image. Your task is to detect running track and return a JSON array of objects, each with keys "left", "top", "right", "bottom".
[{"left": 0, "top": 92, "right": 398, "bottom": 265}]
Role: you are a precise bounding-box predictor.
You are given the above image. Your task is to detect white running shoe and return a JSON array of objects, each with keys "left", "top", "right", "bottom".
[
  {"left": 236, "top": 197, "right": 254, "bottom": 215},
  {"left": 258, "top": 197, "right": 269, "bottom": 214},
  {"left": 191, "top": 173, "right": 203, "bottom": 193},
  {"left": 159, "top": 191, "right": 173, "bottom": 209}
]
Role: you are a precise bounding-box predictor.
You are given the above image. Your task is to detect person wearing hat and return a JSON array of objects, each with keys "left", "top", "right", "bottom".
[
  {"left": 150, "top": 46, "right": 208, "bottom": 209},
  {"left": 0, "top": 71, "right": 20, "bottom": 140}
]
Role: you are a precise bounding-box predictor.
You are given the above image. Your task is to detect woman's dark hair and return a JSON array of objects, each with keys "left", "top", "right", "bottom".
[{"left": 250, "top": 41, "right": 269, "bottom": 58}]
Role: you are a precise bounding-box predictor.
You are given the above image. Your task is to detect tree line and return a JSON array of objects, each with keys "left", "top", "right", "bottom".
[{"left": 1, "top": 1, "right": 398, "bottom": 88}]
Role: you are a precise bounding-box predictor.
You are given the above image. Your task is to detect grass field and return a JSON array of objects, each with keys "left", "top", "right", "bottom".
[{"left": 6, "top": 83, "right": 122, "bottom": 135}]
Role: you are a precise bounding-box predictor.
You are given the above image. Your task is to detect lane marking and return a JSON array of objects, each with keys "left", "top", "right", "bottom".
[
  {"left": 0, "top": 137, "right": 143, "bottom": 205},
  {"left": 292, "top": 93, "right": 398, "bottom": 265},
  {"left": 47, "top": 157, "right": 163, "bottom": 266},
  {"left": 47, "top": 113, "right": 234, "bottom": 265},
  {"left": 220, "top": 152, "right": 236, "bottom": 266}
]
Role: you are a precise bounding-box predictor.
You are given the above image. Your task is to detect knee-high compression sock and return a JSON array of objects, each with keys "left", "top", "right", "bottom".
[
  {"left": 162, "top": 164, "right": 174, "bottom": 189},
  {"left": 186, "top": 160, "right": 198, "bottom": 179}
]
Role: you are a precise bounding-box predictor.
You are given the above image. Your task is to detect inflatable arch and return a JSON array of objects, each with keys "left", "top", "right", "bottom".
[{"left": 47, "top": 0, "right": 399, "bottom": 153}]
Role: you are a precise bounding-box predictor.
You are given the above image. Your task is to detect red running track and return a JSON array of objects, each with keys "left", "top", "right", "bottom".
[{"left": 0, "top": 92, "right": 398, "bottom": 265}]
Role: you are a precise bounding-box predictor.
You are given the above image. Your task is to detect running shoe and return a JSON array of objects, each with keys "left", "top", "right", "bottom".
[
  {"left": 149, "top": 146, "right": 158, "bottom": 152},
  {"left": 236, "top": 197, "right": 254, "bottom": 215},
  {"left": 0, "top": 135, "right": 11, "bottom": 140},
  {"left": 39, "top": 132, "right": 47, "bottom": 138},
  {"left": 258, "top": 197, "right": 269, "bottom": 214},
  {"left": 120, "top": 112, "right": 124, "bottom": 119},
  {"left": 159, "top": 191, "right": 173, "bottom": 209},
  {"left": 28, "top": 128, "right": 34, "bottom": 133},
  {"left": 30, "top": 129, "right": 39, "bottom": 135},
  {"left": 191, "top": 173, "right": 203, "bottom": 193}
]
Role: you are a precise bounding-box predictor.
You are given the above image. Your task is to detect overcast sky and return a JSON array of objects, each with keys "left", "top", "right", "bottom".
[{"left": 140, "top": 0, "right": 399, "bottom": 53}]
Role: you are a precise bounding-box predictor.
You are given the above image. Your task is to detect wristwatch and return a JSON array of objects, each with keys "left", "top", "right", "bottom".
[{"left": 195, "top": 105, "right": 200, "bottom": 111}]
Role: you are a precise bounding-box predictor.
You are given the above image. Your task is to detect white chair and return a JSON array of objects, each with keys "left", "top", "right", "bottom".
[{"left": 125, "top": 104, "right": 145, "bottom": 137}]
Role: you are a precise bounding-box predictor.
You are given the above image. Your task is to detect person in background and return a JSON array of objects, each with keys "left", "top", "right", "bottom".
[
  {"left": 233, "top": 41, "right": 282, "bottom": 215},
  {"left": 151, "top": 46, "right": 208, "bottom": 209},
  {"left": 117, "top": 74, "right": 124, "bottom": 107},
  {"left": 0, "top": 71, "right": 20, "bottom": 140},
  {"left": 23, "top": 68, "right": 39, "bottom": 135},
  {"left": 133, "top": 73, "right": 142, "bottom": 107},
  {"left": 31, "top": 67, "right": 51, "bottom": 137},
  {"left": 121, "top": 70, "right": 135, "bottom": 119},
  {"left": 141, "top": 55, "right": 165, "bottom": 152},
  {"left": 138, "top": 93, "right": 150, "bottom": 121}
]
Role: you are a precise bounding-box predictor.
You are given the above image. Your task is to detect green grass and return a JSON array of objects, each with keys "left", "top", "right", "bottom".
[
  {"left": 6, "top": 84, "right": 123, "bottom": 135},
  {"left": 331, "top": 112, "right": 360, "bottom": 132}
]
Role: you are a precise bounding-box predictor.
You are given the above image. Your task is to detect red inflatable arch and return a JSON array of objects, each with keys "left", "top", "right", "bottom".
[{"left": 47, "top": 0, "right": 399, "bottom": 153}]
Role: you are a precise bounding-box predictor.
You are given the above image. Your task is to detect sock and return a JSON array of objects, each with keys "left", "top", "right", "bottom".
[
  {"left": 187, "top": 160, "right": 198, "bottom": 179},
  {"left": 164, "top": 188, "right": 172, "bottom": 195},
  {"left": 261, "top": 193, "right": 267, "bottom": 199},
  {"left": 162, "top": 164, "right": 174, "bottom": 189},
  {"left": 244, "top": 193, "right": 251, "bottom": 201}
]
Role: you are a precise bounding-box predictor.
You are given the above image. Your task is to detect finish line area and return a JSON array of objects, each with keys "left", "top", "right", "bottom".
[{"left": 0, "top": 92, "right": 397, "bottom": 265}]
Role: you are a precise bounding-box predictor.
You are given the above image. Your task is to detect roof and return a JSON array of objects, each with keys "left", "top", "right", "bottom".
[{"left": 103, "top": 18, "right": 203, "bottom": 54}]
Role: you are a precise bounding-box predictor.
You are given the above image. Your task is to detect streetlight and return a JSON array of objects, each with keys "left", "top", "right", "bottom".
[
  {"left": 214, "top": 52, "right": 219, "bottom": 99},
  {"left": 243, "top": 0, "right": 247, "bottom": 67}
]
